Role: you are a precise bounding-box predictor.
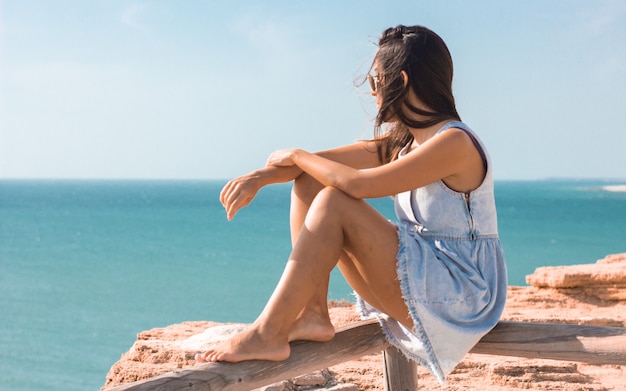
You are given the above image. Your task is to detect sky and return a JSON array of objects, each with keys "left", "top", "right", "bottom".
[{"left": 1, "top": 0, "right": 625, "bottom": 181}]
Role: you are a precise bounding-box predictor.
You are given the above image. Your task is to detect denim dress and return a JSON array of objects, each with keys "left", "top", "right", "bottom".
[{"left": 357, "top": 121, "right": 508, "bottom": 383}]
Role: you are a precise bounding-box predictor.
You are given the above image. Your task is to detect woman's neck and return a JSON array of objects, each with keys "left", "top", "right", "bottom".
[{"left": 409, "top": 120, "right": 451, "bottom": 146}]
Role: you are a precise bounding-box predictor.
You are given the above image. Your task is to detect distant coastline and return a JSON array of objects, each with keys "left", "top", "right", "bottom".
[{"left": 602, "top": 185, "right": 626, "bottom": 192}]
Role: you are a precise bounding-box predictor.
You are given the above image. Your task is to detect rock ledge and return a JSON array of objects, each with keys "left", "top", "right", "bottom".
[{"left": 104, "top": 254, "right": 626, "bottom": 391}]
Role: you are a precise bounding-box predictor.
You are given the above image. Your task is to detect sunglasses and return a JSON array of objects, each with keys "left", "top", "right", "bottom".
[{"left": 367, "top": 74, "right": 380, "bottom": 92}]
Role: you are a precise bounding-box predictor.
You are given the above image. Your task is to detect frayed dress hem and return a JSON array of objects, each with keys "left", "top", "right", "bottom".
[{"left": 356, "top": 222, "right": 447, "bottom": 384}]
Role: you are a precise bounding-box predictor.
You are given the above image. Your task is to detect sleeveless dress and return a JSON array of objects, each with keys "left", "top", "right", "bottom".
[{"left": 356, "top": 121, "right": 508, "bottom": 384}]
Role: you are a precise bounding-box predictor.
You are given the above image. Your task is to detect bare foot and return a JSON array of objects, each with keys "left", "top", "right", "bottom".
[
  {"left": 288, "top": 310, "right": 335, "bottom": 342},
  {"left": 195, "top": 326, "right": 290, "bottom": 363}
]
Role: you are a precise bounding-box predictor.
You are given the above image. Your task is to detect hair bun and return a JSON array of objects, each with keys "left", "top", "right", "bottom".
[{"left": 380, "top": 25, "right": 419, "bottom": 45}]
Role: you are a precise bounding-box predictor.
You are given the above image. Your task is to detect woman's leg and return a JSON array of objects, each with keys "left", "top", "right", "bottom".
[
  {"left": 288, "top": 174, "right": 389, "bottom": 341},
  {"left": 196, "top": 187, "right": 411, "bottom": 363},
  {"left": 287, "top": 173, "right": 335, "bottom": 342}
]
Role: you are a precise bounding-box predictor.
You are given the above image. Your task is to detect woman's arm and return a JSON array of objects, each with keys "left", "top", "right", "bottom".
[
  {"left": 268, "top": 128, "right": 484, "bottom": 199},
  {"left": 221, "top": 140, "right": 381, "bottom": 220}
]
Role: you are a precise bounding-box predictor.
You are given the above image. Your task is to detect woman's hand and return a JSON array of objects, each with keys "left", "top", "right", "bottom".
[
  {"left": 220, "top": 156, "right": 308, "bottom": 220},
  {"left": 219, "top": 174, "right": 263, "bottom": 221},
  {"left": 266, "top": 149, "right": 302, "bottom": 167}
]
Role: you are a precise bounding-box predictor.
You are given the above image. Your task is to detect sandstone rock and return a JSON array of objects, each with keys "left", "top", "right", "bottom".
[
  {"left": 253, "top": 380, "right": 291, "bottom": 391},
  {"left": 249, "top": 369, "right": 359, "bottom": 391},
  {"left": 325, "top": 384, "right": 359, "bottom": 391},
  {"left": 292, "top": 370, "right": 329, "bottom": 386},
  {"left": 526, "top": 253, "right": 626, "bottom": 295},
  {"left": 103, "top": 321, "right": 251, "bottom": 388},
  {"left": 103, "top": 305, "right": 361, "bottom": 391},
  {"left": 598, "top": 253, "right": 626, "bottom": 264}
]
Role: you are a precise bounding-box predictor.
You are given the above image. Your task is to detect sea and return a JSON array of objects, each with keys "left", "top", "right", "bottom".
[{"left": 1, "top": 179, "right": 625, "bottom": 391}]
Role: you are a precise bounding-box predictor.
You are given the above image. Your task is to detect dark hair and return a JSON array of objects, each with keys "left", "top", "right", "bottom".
[{"left": 372, "top": 25, "right": 461, "bottom": 163}]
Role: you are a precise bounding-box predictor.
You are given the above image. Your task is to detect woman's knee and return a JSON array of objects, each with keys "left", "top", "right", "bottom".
[
  {"left": 300, "top": 187, "right": 354, "bottom": 229},
  {"left": 311, "top": 186, "right": 354, "bottom": 211}
]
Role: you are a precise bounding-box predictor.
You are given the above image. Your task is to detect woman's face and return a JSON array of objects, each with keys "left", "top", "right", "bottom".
[
  {"left": 370, "top": 63, "right": 401, "bottom": 123},
  {"left": 369, "top": 64, "right": 384, "bottom": 110},
  {"left": 372, "top": 88, "right": 383, "bottom": 111}
]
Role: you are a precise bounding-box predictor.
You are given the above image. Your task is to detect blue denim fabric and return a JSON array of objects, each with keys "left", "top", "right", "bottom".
[{"left": 357, "top": 121, "right": 508, "bottom": 383}]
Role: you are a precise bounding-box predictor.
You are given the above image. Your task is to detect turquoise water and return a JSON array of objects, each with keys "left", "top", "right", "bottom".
[{"left": 1, "top": 179, "right": 625, "bottom": 391}]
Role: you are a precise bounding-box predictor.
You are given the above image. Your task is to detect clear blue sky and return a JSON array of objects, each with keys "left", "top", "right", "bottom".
[{"left": 2, "top": 0, "right": 625, "bottom": 180}]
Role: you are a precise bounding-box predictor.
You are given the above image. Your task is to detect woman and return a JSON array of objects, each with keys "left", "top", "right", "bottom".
[{"left": 196, "top": 25, "right": 507, "bottom": 383}]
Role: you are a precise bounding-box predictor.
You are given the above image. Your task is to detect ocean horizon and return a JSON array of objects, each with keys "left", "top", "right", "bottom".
[{"left": 1, "top": 178, "right": 625, "bottom": 391}]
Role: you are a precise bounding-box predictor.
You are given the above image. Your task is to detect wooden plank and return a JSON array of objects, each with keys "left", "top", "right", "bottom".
[
  {"left": 106, "top": 320, "right": 626, "bottom": 391},
  {"left": 470, "top": 321, "right": 626, "bottom": 365},
  {"left": 383, "top": 346, "right": 418, "bottom": 391},
  {"left": 105, "top": 319, "right": 388, "bottom": 391}
]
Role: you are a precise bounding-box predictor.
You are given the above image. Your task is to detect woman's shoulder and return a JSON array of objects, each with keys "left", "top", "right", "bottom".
[{"left": 437, "top": 120, "right": 472, "bottom": 135}]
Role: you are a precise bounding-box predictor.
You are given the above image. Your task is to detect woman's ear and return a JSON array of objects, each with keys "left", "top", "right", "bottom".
[{"left": 401, "top": 70, "right": 409, "bottom": 88}]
